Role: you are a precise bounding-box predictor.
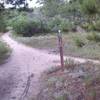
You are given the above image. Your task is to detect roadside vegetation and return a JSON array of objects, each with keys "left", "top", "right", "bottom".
[
  {"left": 0, "top": 12, "right": 11, "bottom": 64},
  {"left": 38, "top": 60, "right": 100, "bottom": 100},
  {"left": 0, "top": 40, "right": 11, "bottom": 64},
  {"left": 13, "top": 32, "right": 100, "bottom": 60}
]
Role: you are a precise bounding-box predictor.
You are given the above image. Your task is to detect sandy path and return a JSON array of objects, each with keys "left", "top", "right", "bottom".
[
  {"left": 0, "top": 33, "right": 100, "bottom": 100},
  {"left": 1, "top": 33, "right": 60, "bottom": 100}
]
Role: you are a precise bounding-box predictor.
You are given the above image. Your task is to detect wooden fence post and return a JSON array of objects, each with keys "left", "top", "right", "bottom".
[{"left": 57, "top": 30, "right": 64, "bottom": 71}]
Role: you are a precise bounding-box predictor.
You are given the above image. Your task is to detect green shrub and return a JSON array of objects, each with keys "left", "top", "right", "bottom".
[
  {"left": 88, "top": 24, "right": 94, "bottom": 31},
  {"left": 86, "top": 32, "right": 100, "bottom": 42},
  {"left": 0, "top": 15, "right": 7, "bottom": 32},
  {"left": 81, "top": 23, "right": 94, "bottom": 31},
  {"left": 94, "top": 20, "right": 100, "bottom": 31},
  {"left": 65, "top": 59, "right": 78, "bottom": 69},
  {"left": 81, "top": 0, "right": 98, "bottom": 15},
  {"left": 47, "top": 15, "right": 62, "bottom": 32},
  {"left": 74, "top": 37, "right": 85, "bottom": 47},
  {"left": 48, "top": 16, "right": 76, "bottom": 32},
  {"left": 6, "top": 10, "right": 19, "bottom": 20},
  {"left": 0, "top": 40, "right": 11, "bottom": 64},
  {"left": 11, "top": 16, "right": 50, "bottom": 37},
  {"left": 81, "top": 22, "right": 89, "bottom": 30},
  {"left": 60, "top": 20, "right": 76, "bottom": 32}
]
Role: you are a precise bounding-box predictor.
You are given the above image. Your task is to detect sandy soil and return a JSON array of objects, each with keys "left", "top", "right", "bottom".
[
  {"left": 0, "top": 32, "right": 100, "bottom": 100},
  {"left": 0, "top": 33, "right": 60, "bottom": 100}
]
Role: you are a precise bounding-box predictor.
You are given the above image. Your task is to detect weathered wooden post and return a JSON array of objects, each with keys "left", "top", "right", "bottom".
[{"left": 57, "top": 30, "right": 64, "bottom": 71}]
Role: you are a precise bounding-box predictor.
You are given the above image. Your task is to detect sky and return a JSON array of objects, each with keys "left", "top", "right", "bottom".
[
  {"left": 1, "top": 0, "right": 69, "bottom": 8},
  {"left": 27, "top": 0, "right": 40, "bottom": 8},
  {"left": 0, "top": 0, "right": 40, "bottom": 8}
]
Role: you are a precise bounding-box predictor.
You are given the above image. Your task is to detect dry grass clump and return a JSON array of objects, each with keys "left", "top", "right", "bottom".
[
  {"left": 0, "top": 40, "right": 11, "bottom": 64},
  {"left": 13, "top": 32, "right": 100, "bottom": 60},
  {"left": 38, "top": 62, "right": 100, "bottom": 100}
]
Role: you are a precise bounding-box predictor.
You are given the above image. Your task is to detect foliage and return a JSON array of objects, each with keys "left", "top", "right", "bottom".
[
  {"left": 38, "top": 0, "right": 64, "bottom": 17},
  {"left": 94, "top": 20, "right": 100, "bottom": 31},
  {"left": 66, "top": 0, "right": 81, "bottom": 17},
  {"left": 11, "top": 16, "right": 50, "bottom": 37},
  {"left": 81, "top": 23, "right": 89, "bottom": 30},
  {"left": 47, "top": 16, "right": 62, "bottom": 31},
  {"left": 0, "top": 2, "right": 4, "bottom": 11},
  {"left": 6, "top": 10, "right": 20, "bottom": 19},
  {"left": 0, "top": 14, "right": 7, "bottom": 32},
  {"left": 74, "top": 37, "right": 85, "bottom": 47},
  {"left": 0, "top": 40, "right": 11, "bottom": 64},
  {"left": 86, "top": 33, "right": 100, "bottom": 42},
  {"left": 47, "top": 16, "right": 76, "bottom": 32},
  {"left": 80, "top": 0, "right": 100, "bottom": 26},
  {"left": 65, "top": 59, "right": 78, "bottom": 69},
  {"left": 81, "top": 22, "right": 95, "bottom": 31},
  {"left": 60, "top": 20, "right": 76, "bottom": 32},
  {"left": 81, "top": 0, "right": 99, "bottom": 16},
  {"left": 37, "top": 0, "right": 100, "bottom": 32}
]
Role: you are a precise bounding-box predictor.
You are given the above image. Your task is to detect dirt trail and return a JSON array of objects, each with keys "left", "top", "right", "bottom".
[
  {"left": 1, "top": 33, "right": 60, "bottom": 100},
  {"left": 0, "top": 33, "right": 100, "bottom": 100}
]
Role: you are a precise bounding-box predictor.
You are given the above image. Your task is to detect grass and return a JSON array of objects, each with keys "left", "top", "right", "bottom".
[
  {"left": 0, "top": 40, "right": 11, "bottom": 64},
  {"left": 86, "top": 32, "right": 100, "bottom": 42},
  {"left": 12, "top": 32, "right": 100, "bottom": 60},
  {"left": 38, "top": 61, "right": 100, "bottom": 100}
]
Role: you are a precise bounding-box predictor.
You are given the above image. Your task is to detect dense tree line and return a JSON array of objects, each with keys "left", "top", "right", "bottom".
[
  {"left": 0, "top": 0, "right": 100, "bottom": 33},
  {"left": 36, "top": 0, "right": 100, "bottom": 32},
  {"left": 37, "top": 0, "right": 100, "bottom": 19}
]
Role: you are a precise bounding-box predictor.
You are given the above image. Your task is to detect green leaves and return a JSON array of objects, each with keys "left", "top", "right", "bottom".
[
  {"left": 0, "top": 40, "right": 11, "bottom": 64},
  {"left": 81, "top": 0, "right": 99, "bottom": 15}
]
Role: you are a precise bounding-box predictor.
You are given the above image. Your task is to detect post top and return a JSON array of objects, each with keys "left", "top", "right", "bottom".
[{"left": 58, "top": 30, "right": 61, "bottom": 33}]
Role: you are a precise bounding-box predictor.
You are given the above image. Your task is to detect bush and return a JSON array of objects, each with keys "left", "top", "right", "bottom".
[
  {"left": 74, "top": 37, "right": 85, "bottom": 47},
  {"left": 0, "top": 40, "right": 11, "bottom": 64},
  {"left": 81, "top": 22, "right": 94, "bottom": 31},
  {"left": 47, "top": 15, "right": 62, "bottom": 32},
  {"left": 60, "top": 20, "right": 76, "bottom": 32},
  {"left": 81, "top": 0, "right": 98, "bottom": 15},
  {"left": 65, "top": 59, "right": 78, "bottom": 69},
  {"left": 0, "top": 15, "right": 7, "bottom": 32},
  {"left": 94, "top": 20, "right": 100, "bottom": 31},
  {"left": 48, "top": 16, "right": 76, "bottom": 32},
  {"left": 11, "top": 16, "right": 50, "bottom": 37},
  {"left": 86, "top": 32, "right": 100, "bottom": 42}
]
